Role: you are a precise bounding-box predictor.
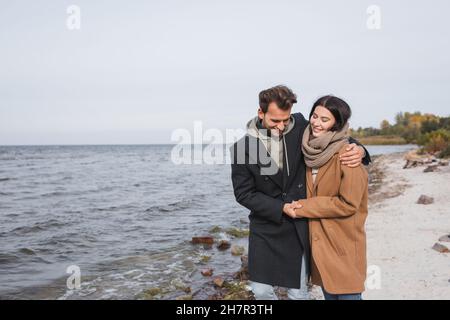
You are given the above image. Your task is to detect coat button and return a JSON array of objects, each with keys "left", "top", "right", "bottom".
[
  {"left": 264, "top": 177, "right": 269, "bottom": 181},
  {"left": 298, "top": 184, "right": 303, "bottom": 189},
  {"left": 313, "top": 234, "right": 319, "bottom": 241}
]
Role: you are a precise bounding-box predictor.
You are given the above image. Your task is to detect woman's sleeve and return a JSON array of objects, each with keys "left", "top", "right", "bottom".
[{"left": 294, "top": 164, "right": 368, "bottom": 219}]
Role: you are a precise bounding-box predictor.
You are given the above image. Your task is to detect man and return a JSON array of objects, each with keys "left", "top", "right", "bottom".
[{"left": 230, "top": 85, "right": 370, "bottom": 300}]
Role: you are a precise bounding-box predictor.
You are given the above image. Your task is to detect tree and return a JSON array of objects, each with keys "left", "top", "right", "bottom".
[
  {"left": 422, "top": 120, "right": 440, "bottom": 134},
  {"left": 380, "top": 120, "right": 390, "bottom": 135}
]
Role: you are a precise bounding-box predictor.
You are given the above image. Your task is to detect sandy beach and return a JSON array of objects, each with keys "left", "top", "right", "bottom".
[{"left": 363, "top": 151, "right": 450, "bottom": 300}]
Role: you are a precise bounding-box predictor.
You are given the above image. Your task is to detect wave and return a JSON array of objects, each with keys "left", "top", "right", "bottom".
[
  {"left": 0, "top": 248, "right": 50, "bottom": 266},
  {"left": 9, "top": 219, "right": 67, "bottom": 235},
  {"left": 0, "top": 253, "right": 20, "bottom": 265},
  {"left": 18, "top": 248, "right": 36, "bottom": 255},
  {"left": 144, "top": 198, "right": 200, "bottom": 214}
]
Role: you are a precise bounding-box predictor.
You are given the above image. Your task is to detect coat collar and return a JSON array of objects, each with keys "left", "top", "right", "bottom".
[
  {"left": 306, "top": 154, "right": 337, "bottom": 196},
  {"left": 246, "top": 123, "right": 302, "bottom": 190}
]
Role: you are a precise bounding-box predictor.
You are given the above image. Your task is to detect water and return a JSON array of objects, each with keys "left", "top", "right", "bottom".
[
  {"left": 0, "top": 144, "right": 416, "bottom": 299},
  {"left": 0, "top": 145, "right": 249, "bottom": 299},
  {"left": 365, "top": 144, "right": 417, "bottom": 156}
]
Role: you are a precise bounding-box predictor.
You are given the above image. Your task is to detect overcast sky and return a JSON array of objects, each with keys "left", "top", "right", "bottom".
[{"left": 1, "top": 0, "right": 449, "bottom": 145}]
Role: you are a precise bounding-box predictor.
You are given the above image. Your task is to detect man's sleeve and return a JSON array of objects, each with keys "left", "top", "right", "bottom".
[
  {"left": 231, "top": 162, "right": 284, "bottom": 225},
  {"left": 348, "top": 137, "right": 372, "bottom": 165}
]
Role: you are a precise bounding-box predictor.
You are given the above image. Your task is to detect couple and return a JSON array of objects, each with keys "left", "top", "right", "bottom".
[{"left": 230, "top": 85, "right": 370, "bottom": 300}]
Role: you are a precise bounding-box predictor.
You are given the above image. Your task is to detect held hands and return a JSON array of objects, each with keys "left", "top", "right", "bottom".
[
  {"left": 339, "top": 143, "right": 365, "bottom": 168},
  {"left": 283, "top": 201, "right": 303, "bottom": 219}
]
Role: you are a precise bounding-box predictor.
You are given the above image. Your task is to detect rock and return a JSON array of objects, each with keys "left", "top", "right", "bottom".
[
  {"left": 417, "top": 195, "right": 434, "bottom": 205},
  {"left": 199, "top": 255, "right": 211, "bottom": 263},
  {"left": 143, "top": 288, "right": 162, "bottom": 296},
  {"left": 191, "top": 236, "right": 214, "bottom": 245},
  {"left": 404, "top": 151, "right": 435, "bottom": 169},
  {"left": 403, "top": 160, "right": 418, "bottom": 169},
  {"left": 171, "top": 279, "right": 191, "bottom": 293},
  {"left": 241, "top": 255, "right": 248, "bottom": 268},
  {"left": 432, "top": 243, "right": 449, "bottom": 253},
  {"left": 423, "top": 165, "right": 439, "bottom": 173},
  {"left": 275, "top": 287, "right": 289, "bottom": 299},
  {"left": 138, "top": 287, "right": 164, "bottom": 299},
  {"left": 234, "top": 255, "right": 249, "bottom": 281},
  {"left": 209, "top": 226, "right": 222, "bottom": 233},
  {"left": 213, "top": 277, "right": 225, "bottom": 288},
  {"left": 233, "top": 268, "right": 249, "bottom": 281},
  {"left": 226, "top": 228, "right": 250, "bottom": 238},
  {"left": 222, "top": 281, "right": 254, "bottom": 300},
  {"left": 438, "top": 235, "right": 450, "bottom": 243},
  {"left": 175, "top": 294, "right": 193, "bottom": 300},
  {"left": 439, "top": 160, "right": 449, "bottom": 166},
  {"left": 231, "top": 245, "right": 245, "bottom": 256},
  {"left": 183, "top": 287, "right": 192, "bottom": 294},
  {"left": 201, "top": 268, "right": 214, "bottom": 277},
  {"left": 217, "top": 240, "right": 231, "bottom": 251}
]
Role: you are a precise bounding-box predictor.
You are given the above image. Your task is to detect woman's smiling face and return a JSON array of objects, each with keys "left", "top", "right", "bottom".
[{"left": 310, "top": 106, "right": 336, "bottom": 137}]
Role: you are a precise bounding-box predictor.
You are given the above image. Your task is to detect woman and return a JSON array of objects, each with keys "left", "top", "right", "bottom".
[{"left": 293, "top": 95, "right": 369, "bottom": 300}]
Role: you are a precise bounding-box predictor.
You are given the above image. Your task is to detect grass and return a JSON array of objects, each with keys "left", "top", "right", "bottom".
[{"left": 356, "top": 135, "right": 407, "bottom": 145}]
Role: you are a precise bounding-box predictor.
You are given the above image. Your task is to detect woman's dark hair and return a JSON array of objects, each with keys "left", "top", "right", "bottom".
[
  {"left": 309, "top": 95, "right": 352, "bottom": 131},
  {"left": 259, "top": 85, "right": 297, "bottom": 113}
]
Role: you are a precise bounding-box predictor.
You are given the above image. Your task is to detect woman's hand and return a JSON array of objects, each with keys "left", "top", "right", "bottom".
[{"left": 283, "top": 201, "right": 303, "bottom": 218}]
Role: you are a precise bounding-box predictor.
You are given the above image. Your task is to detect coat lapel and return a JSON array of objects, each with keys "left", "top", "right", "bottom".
[
  {"left": 306, "top": 167, "right": 314, "bottom": 196},
  {"left": 311, "top": 157, "right": 335, "bottom": 194},
  {"left": 247, "top": 137, "right": 283, "bottom": 189}
]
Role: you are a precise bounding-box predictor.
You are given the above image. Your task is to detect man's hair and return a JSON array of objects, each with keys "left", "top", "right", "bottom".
[{"left": 258, "top": 85, "right": 297, "bottom": 113}]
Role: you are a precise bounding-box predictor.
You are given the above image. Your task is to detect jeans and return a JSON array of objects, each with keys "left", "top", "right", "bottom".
[
  {"left": 249, "top": 256, "right": 308, "bottom": 300},
  {"left": 322, "top": 288, "right": 362, "bottom": 300}
]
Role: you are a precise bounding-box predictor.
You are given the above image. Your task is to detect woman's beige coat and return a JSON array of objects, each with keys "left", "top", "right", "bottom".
[{"left": 295, "top": 144, "right": 369, "bottom": 294}]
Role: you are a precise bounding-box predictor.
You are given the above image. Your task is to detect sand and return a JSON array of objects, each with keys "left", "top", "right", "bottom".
[{"left": 363, "top": 152, "right": 450, "bottom": 300}]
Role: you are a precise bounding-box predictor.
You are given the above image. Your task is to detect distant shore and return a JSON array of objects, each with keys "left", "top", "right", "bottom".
[{"left": 357, "top": 135, "right": 407, "bottom": 145}]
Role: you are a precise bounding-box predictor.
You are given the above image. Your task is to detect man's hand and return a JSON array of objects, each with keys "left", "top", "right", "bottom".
[
  {"left": 283, "top": 201, "right": 303, "bottom": 218},
  {"left": 339, "top": 143, "right": 365, "bottom": 168}
]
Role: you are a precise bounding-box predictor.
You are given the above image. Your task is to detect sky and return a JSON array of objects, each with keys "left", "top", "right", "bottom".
[{"left": 1, "top": 0, "right": 449, "bottom": 145}]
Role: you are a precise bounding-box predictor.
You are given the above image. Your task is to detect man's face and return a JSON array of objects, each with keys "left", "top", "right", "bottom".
[{"left": 258, "top": 102, "right": 292, "bottom": 137}]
